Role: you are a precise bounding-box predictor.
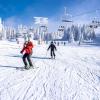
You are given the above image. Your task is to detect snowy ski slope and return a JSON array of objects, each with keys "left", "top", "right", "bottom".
[{"left": 0, "top": 41, "right": 100, "bottom": 100}]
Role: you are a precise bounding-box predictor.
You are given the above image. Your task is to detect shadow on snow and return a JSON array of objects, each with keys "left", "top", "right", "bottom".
[
  {"left": 0, "top": 65, "right": 23, "bottom": 69},
  {"left": 5, "top": 55, "right": 51, "bottom": 60}
]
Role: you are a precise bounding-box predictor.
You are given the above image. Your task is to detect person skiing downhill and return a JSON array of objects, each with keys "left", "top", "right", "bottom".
[
  {"left": 47, "top": 41, "right": 57, "bottom": 59},
  {"left": 20, "top": 39, "right": 34, "bottom": 69}
]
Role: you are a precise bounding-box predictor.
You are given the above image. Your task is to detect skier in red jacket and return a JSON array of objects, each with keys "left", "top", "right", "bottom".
[{"left": 20, "top": 40, "right": 34, "bottom": 69}]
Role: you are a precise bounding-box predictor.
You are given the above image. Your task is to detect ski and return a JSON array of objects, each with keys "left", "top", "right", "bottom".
[{"left": 16, "top": 66, "right": 39, "bottom": 71}]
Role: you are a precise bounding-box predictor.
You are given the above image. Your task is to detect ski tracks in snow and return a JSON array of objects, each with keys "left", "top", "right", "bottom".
[
  {"left": 56, "top": 48, "right": 100, "bottom": 100},
  {"left": 0, "top": 45, "right": 100, "bottom": 100}
]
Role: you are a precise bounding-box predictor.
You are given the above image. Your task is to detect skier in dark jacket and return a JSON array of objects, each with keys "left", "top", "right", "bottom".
[{"left": 47, "top": 41, "right": 57, "bottom": 59}]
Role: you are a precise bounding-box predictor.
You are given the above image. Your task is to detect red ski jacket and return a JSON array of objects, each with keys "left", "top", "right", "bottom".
[{"left": 21, "top": 41, "right": 34, "bottom": 54}]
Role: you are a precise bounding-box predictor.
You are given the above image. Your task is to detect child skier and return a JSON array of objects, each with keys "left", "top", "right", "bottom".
[
  {"left": 47, "top": 41, "right": 57, "bottom": 59},
  {"left": 20, "top": 39, "right": 34, "bottom": 69}
]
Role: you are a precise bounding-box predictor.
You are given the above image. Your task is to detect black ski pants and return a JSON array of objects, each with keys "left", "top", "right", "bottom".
[
  {"left": 22, "top": 53, "right": 33, "bottom": 66},
  {"left": 50, "top": 50, "right": 55, "bottom": 58}
]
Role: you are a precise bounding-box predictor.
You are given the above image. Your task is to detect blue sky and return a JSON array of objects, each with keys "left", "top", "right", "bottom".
[{"left": 0, "top": 0, "right": 100, "bottom": 28}]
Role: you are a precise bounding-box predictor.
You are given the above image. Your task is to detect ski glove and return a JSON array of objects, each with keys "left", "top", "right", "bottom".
[{"left": 20, "top": 51, "right": 23, "bottom": 54}]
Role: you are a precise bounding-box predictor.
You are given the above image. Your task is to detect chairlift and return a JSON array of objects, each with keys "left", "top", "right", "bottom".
[
  {"left": 62, "top": 19, "right": 73, "bottom": 22},
  {"left": 58, "top": 26, "right": 65, "bottom": 31},
  {"left": 89, "top": 25, "right": 98, "bottom": 28},
  {"left": 40, "top": 25, "right": 47, "bottom": 27},
  {"left": 58, "top": 29, "right": 64, "bottom": 31}
]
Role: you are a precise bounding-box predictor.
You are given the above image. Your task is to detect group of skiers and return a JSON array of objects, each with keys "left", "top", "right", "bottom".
[{"left": 20, "top": 40, "right": 57, "bottom": 69}]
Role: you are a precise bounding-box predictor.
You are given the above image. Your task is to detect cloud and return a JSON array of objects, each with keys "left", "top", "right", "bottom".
[{"left": 4, "top": 16, "right": 21, "bottom": 27}]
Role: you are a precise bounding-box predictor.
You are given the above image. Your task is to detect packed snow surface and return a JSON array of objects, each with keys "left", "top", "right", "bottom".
[{"left": 0, "top": 41, "right": 100, "bottom": 100}]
